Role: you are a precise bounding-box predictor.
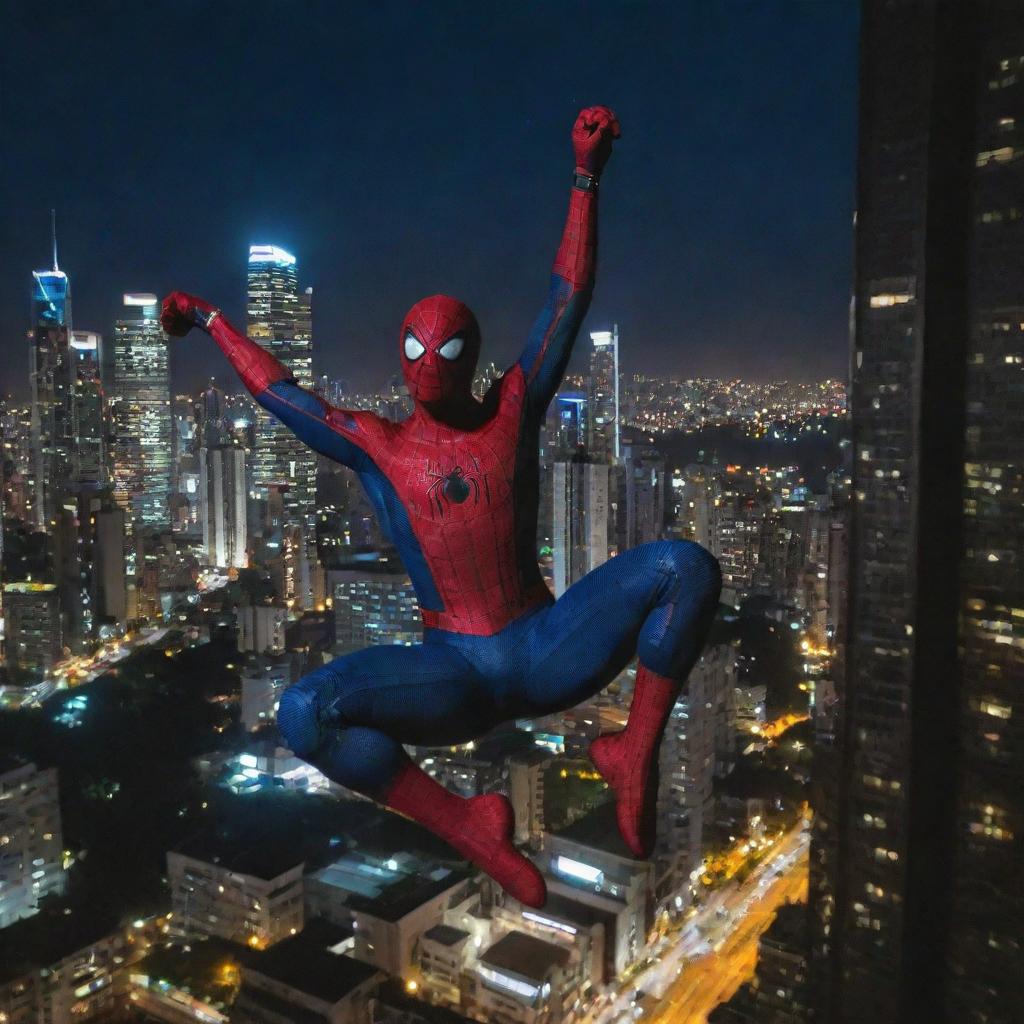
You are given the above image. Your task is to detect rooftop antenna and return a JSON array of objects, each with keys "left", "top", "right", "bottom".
[{"left": 51, "top": 209, "right": 59, "bottom": 272}]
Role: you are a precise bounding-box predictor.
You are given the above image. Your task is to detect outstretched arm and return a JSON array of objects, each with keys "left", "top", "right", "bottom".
[
  {"left": 518, "top": 106, "right": 620, "bottom": 414},
  {"left": 160, "top": 292, "right": 368, "bottom": 467}
]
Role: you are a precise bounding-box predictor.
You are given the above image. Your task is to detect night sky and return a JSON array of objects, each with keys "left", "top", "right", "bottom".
[{"left": 1, "top": 1, "right": 859, "bottom": 395}]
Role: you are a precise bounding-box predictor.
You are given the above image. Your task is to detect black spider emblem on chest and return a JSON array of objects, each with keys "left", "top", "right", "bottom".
[{"left": 425, "top": 454, "right": 491, "bottom": 517}]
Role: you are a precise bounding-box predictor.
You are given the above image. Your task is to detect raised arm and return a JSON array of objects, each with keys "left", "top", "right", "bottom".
[
  {"left": 160, "top": 292, "right": 369, "bottom": 467},
  {"left": 518, "top": 106, "right": 620, "bottom": 414}
]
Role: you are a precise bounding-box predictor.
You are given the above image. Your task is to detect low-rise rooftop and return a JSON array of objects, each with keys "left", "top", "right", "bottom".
[
  {"left": 170, "top": 792, "right": 380, "bottom": 881},
  {"left": 423, "top": 924, "right": 470, "bottom": 947},
  {"left": 309, "top": 850, "right": 469, "bottom": 923},
  {"left": 239, "top": 918, "right": 378, "bottom": 1003},
  {"left": 480, "top": 930, "right": 569, "bottom": 983},
  {"left": 530, "top": 892, "right": 617, "bottom": 933},
  {"left": 552, "top": 801, "right": 638, "bottom": 860},
  {"left": 173, "top": 829, "right": 305, "bottom": 881},
  {"left": 374, "top": 979, "right": 477, "bottom": 1022},
  {"left": 235, "top": 985, "right": 329, "bottom": 1023},
  {"left": 0, "top": 900, "right": 122, "bottom": 984}
]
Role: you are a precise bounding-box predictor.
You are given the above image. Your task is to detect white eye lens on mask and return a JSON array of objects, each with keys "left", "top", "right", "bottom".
[
  {"left": 404, "top": 333, "right": 426, "bottom": 360},
  {"left": 438, "top": 336, "right": 464, "bottom": 360}
]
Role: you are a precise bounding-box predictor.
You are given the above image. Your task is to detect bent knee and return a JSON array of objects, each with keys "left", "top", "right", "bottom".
[
  {"left": 277, "top": 682, "right": 322, "bottom": 757},
  {"left": 314, "top": 727, "right": 406, "bottom": 798},
  {"left": 654, "top": 540, "right": 722, "bottom": 607}
]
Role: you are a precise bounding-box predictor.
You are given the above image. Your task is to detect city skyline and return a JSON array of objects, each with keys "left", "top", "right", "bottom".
[
  {"left": 1, "top": 2, "right": 858, "bottom": 392},
  {"left": 11, "top": 232, "right": 854, "bottom": 407},
  {"left": 4, "top": 6, "right": 1020, "bottom": 1024}
]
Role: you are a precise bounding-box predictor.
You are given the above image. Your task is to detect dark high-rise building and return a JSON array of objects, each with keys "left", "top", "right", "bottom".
[
  {"left": 544, "top": 391, "right": 587, "bottom": 460},
  {"left": 539, "top": 393, "right": 588, "bottom": 555},
  {"left": 946, "top": 12, "right": 1024, "bottom": 1020},
  {"left": 1, "top": 402, "right": 34, "bottom": 525},
  {"left": 3, "top": 582, "right": 62, "bottom": 677},
  {"left": 197, "top": 382, "right": 226, "bottom": 448},
  {"left": 551, "top": 450, "right": 610, "bottom": 597},
  {"left": 28, "top": 251, "right": 72, "bottom": 531},
  {"left": 54, "top": 483, "right": 127, "bottom": 645},
  {"left": 110, "top": 293, "right": 173, "bottom": 528},
  {"left": 69, "top": 330, "right": 107, "bottom": 484},
  {"left": 620, "top": 440, "right": 667, "bottom": 550},
  {"left": 813, "top": 5, "right": 1023, "bottom": 1023}
]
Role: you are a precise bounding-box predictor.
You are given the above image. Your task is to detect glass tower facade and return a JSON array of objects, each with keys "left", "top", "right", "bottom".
[
  {"left": 111, "top": 293, "right": 173, "bottom": 527},
  {"left": 246, "top": 245, "right": 316, "bottom": 599},
  {"left": 587, "top": 325, "right": 620, "bottom": 461},
  {"left": 814, "top": 6, "right": 1023, "bottom": 1023}
]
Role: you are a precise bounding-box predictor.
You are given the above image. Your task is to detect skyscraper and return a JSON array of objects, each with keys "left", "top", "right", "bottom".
[
  {"left": 3, "top": 582, "right": 62, "bottom": 677},
  {"left": 246, "top": 245, "right": 316, "bottom": 604},
  {"left": 587, "top": 325, "right": 620, "bottom": 460},
  {"left": 654, "top": 642, "right": 736, "bottom": 899},
  {"left": 620, "top": 440, "right": 667, "bottom": 549},
  {"left": 28, "top": 240, "right": 72, "bottom": 530},
  {"left": 2, "top": 401, "right": 35, "bottom": 524},
  {"left": 54, "top": 484, "right": 127, "bottom": 647},
  {"left": 813, "top": 6, "right": 1023, "bottom": 1022},
  {"left": 551, "top": 450, "right": 610, "bottom": 597},
  {"left": 0, "top": 761, "right": 66, "bottom": 929},
  {"left": 199, "top": 445, "right": 247, "bottom": 569},
  {"left": 69, "top": 330, "right": 107, "bottom": 484},
  {"left": 543, "top": 392, "right": 588, "bottom": 462},
  {"left": 110, "top": 293, "right": 173, "bottom": 527}
]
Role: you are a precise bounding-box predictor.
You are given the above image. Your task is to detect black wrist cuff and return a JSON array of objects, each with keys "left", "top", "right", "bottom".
[
  {"left": 193, "top": 308, "right": 221, "bottom": 332},
  {"left": 573, "top": 171, "right": 599, "bottom": 193}
]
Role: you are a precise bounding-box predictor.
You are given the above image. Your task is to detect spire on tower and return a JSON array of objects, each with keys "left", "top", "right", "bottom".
[{"left": 51, "top": 209, "right": 59, "bottom": 272}]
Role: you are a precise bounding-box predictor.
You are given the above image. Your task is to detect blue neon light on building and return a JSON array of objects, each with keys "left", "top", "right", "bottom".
[{"left": 32, "top": 270, "right": 69, "bottom": 327}]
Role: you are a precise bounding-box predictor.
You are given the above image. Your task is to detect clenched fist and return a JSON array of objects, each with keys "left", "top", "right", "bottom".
[
  {"left": 161, "top": 291, "right": 216, "bottom": 337},
  {"left": 572, "top": 105, "right": 621, "bottom": 178}
]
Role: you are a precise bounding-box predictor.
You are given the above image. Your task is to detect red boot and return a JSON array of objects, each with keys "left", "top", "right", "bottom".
[
  {"left": 383, "top": 760, "right": 547, "bottom": 908},
  {"left": 589, "top": 664, "right": 679, "bottom": 858}
]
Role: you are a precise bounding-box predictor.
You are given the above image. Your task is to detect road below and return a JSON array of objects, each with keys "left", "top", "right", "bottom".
[
  {"left": 591, "top": 822, "right": 809, "bottom": 1024},
  {"left": 650, "top": 853, "right": 808, "bottom": 1023}
]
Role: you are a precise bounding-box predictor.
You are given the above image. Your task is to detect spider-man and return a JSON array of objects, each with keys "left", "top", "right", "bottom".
[{"left": 162, "top": 107, "right": 720, "bottom": 908}]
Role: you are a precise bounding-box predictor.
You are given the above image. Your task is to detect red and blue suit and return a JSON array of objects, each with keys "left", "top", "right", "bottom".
[{"left": 162, "top": 107, "right": 721, "bottom": 907}]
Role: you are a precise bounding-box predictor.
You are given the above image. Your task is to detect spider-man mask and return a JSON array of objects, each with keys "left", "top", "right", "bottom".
[{"left": 400, "top": 295, "right": 481, "bottom": 408}]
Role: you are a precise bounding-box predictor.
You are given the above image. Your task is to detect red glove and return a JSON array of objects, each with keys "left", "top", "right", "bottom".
[
  {"left": 160, "top": 291, "right": 218, "bottom": 337},
  {"left": 572, "top": 105, "right": 621, "bottom": 178},
  {"left": 161, "top": 290, "right": 290, "bottom": 394}
]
